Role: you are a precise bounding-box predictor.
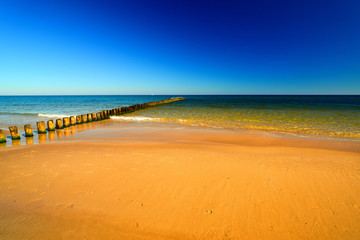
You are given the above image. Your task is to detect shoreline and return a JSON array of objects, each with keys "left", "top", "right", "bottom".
[{"left": 1, "top": 119, "right": 360, "bottom": 154}]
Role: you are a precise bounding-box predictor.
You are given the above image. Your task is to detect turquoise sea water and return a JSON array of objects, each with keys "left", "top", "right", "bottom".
[{"left": 1, "top": 95, "right": 359, "bottom": 139}]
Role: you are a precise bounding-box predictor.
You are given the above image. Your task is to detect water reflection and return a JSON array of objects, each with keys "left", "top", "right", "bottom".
[
  {"left": 3, "top": 118, "right": 111, "bottom": 147},
  {"left": 38, "top": 134, "right": 47, "bottom": 144},
  {"left": 64, "top": 130, "right": 71, "bottom": 137},
  {"left": 56, "top": 130, "right": 63, "bottom": 138},
  {"left": 70, "top": 126, "right": 76, "bottom": 135},
  {"left": 12, "top": 139, "right": 21, "bottom": 146},
  {"left": 26, "top": 137, "right": 34, "bottom": 145},
  {"left": 76, "top": 124, "right": 84, "bottom": 132},
  {"left": 49, "top": 131, "right": 56, "bottom": 141}
]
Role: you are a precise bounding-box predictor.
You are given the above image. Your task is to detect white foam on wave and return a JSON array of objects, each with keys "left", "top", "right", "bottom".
[
  {"left": 111, "top": 116, "right": 163, "bottom": 121},
  {"left": 38, "top": 113, "right": 69, "bottom": 118}
]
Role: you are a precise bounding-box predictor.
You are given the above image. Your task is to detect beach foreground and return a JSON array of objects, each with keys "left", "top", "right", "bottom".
[{"left": 0, "top": 123, "right": 359, "bottom": 239}]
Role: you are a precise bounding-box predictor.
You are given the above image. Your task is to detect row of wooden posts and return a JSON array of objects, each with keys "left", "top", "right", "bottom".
[{"left": 0, "top": 97, "right": 184, "bottom": 143}]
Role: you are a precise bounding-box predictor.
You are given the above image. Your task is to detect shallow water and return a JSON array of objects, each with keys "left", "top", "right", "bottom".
[{"left": 1, "top": 95, "right": 359, "bottom": 139}]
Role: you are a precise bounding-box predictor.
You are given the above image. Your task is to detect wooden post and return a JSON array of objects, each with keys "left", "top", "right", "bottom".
[
  {"left": 76, "top": 115, "right": 82, "bottom": 124},
  {"left": 9, "top": 126, "right": 20, "bottom": 140},
  {"left": 47, "top": 120, "right": 55, "bottom": 131},
  {"left": 0, "top": 129, "right": 6, "bottom": 143},
  {"left": 100, "top": 112, "right": 104, "bottom": 120},
  {"left": 37, "top": 121, "right": 47, "bottom": 134},
  {"left": 63, "top": 117, "right": 70, "bottom": 128},
  {"left": 91, "top": 113, "right": 96, "bottom": 121},
  {"left": 96, "top": 112, "right": 101, "bottom": 121},
  {"left": 70, "top": 116, "right": 76, "bottom": 125},
  {"left": 56, "top": 119, "right": 64, "bottom": 129},
  {"left": 87, "top": 113, "right": 92, "bottom": 122},
  {"left": 81, "top": 114, "right": 88, "bottom": 123},
  {"left": 24, "top": 124, "right": 34, "bottom": 137}
]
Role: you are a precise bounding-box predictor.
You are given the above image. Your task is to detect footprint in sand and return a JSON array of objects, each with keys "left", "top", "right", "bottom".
[{"left": 205, "top": 209, "right": 213, "bottom": 214}]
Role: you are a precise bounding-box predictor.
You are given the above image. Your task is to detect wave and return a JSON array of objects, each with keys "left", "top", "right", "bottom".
[
  {"left": 110, "top": 116, "right": 163, "bottom": 121},
  {"left": 38, "top": 113, "right": 69, "bottom": 118}
]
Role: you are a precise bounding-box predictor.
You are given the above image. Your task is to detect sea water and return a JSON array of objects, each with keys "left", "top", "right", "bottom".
[{"left": 1, "top": 95, "right": 359, "bottom": 139}]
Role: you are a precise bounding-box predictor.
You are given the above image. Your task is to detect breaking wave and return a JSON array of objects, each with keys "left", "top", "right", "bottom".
[
  {"left": 110, "top": 116, "right": 163, "bottom": 121},
  {"left": 38, "top": 113, "right": 69, "bottom": 118}
]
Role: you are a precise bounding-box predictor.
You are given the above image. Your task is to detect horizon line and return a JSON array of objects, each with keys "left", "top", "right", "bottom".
[{"left": 0, "top": 94, "right": 359, "bottom": 96}]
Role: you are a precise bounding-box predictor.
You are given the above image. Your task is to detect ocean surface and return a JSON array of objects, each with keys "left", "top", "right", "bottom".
[{"left": 1, "top": 95, "right": 359, "bottom": 139}]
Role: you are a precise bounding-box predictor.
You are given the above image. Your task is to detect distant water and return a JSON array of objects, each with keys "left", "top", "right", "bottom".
[{"left": 1, "top": 95, "right": 359, "bottom": 139}]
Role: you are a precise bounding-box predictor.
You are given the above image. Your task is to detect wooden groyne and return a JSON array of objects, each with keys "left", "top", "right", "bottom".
[{"left": 1, "top": 97, "right": 184, "bottom": 144}]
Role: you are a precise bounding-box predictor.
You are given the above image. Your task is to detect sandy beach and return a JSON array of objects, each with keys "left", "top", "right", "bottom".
[{"left": 0, "top": 121, "right": 359, "bottom": 240}]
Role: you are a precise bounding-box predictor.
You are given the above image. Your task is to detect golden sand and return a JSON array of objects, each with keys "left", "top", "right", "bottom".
[{"left": 0, "top": 123, "right": 359, "bottom": 239}]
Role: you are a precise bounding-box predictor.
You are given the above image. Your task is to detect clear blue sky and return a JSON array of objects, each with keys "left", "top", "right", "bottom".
[{"left": 1, "top": 0, "right": 359, "bottom": 95}]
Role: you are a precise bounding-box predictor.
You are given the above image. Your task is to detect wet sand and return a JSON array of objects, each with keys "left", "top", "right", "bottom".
[{"left": 0, "top": 121, "right": 360, "bottom": 239}]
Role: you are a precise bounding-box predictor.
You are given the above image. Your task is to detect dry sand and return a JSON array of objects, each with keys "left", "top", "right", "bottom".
[{"left": 0, "top": 122, "right": 359, "bottom": 239}]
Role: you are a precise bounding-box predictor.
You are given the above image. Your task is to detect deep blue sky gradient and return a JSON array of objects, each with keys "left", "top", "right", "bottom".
[{"left": 1, "top": 0, "right": 359, "bottom": 94}]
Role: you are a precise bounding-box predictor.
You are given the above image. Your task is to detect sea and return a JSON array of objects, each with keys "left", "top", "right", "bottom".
[{"left": 0, "top": 95, "right": 359, "bottom": 140}]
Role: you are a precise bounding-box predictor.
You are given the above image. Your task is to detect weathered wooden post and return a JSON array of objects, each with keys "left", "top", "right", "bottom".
[
  {"left": 81, "top": 114, "right": 88, "bottom": 123},
  {"left": 24, "top": 124, "right": 34, "bottom": 137},
  {"left": 63, "top": 117, "right": 70, "bottom": 128},
  {"left": 0, "top": 129, "right": 6, "bottom": 143},
  {"left": 9, "top": 126, "right": 21, "bottom": 140},
  {"left": 76, "top": 115, "right": 82, "bottom": 124},
  {"left": 96, "top": 112, "right": 101, "bottom": 121},
  {"left": 47, "top": 120, "right": 55, "bottom": 131},
  {"left": 87, "top": 113, "right": 92, "bottom": 122},
  {"left": 70, "top": 116, "right": 76, "bottom": 125},
  {"left": 100, "top": 112, "right": 104, "bottom": 120},
  {"left": 56, "top": 119, "right": 64, "bottom": 129},
  {"left": 37, "top": 121, "right": 47, "bottom": 134},
  {"left": 91, "top": 113, "right": 96, "bottom": 121}
]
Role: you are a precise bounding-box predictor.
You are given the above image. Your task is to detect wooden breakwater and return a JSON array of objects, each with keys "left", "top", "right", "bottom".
[{"left": 2, "top": 97, "right": 184, "bottom": 143}]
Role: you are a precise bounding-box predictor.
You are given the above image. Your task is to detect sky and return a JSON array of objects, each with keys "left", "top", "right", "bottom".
[{"left": 0, "top": 0, "right": 359, "bottom": 95}]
